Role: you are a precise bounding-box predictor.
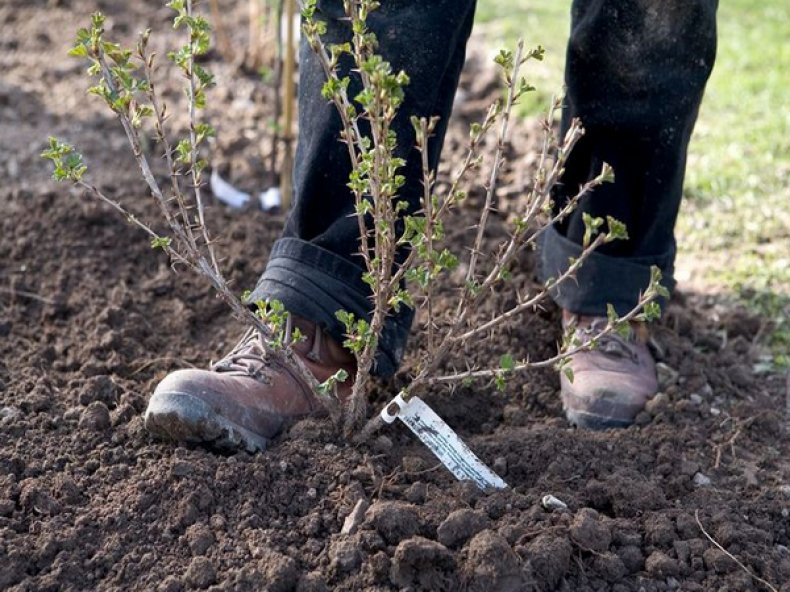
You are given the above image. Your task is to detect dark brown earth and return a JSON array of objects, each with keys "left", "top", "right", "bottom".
[{"left": 2, "top": 1, "right": 789, "bottom": 591}]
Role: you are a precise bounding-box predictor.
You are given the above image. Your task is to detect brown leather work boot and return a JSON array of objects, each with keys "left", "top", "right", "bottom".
[
  {"left": 560, "top": 312, "right": 658, "bottom": 430},
  {"left": 144, "top": 317, "right": 356, "bottom": 452}
]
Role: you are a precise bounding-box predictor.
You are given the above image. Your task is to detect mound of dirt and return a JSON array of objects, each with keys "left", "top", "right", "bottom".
[{"left": 2, "top": 2, "right": 789, "bottom": 591}]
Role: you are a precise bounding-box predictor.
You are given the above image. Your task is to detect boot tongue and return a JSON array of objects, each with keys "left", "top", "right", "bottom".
[
  {"left": 291, "top": 316, "right": 356, "bottom": 370},
  {"left": 305, "top": 327, "right": 323, "bottom": 363}
]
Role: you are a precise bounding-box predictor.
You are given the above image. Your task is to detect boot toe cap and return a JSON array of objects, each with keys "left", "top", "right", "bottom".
[
  {"left": 145, "top": 370, "right": 273, "bottom": 452},
  {"left": 561, "top": 368, "right": 658, "bottom": 429}
]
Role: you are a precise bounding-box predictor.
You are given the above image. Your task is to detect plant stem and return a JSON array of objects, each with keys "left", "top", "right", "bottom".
[
  {"left": 462, "top": 41, "right": 525, "bottom": 309},
  {"left": 426, "top": 286, "right": 658, "bottom": 386},
  {"left": 186, "top": 0, "right": 219, "bottom": 276}
]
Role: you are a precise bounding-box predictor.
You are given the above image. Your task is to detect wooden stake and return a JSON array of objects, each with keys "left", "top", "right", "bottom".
[
  {"left": 247, "top": 0, "right": 261, "bottom": 68},
  {"left": 280, "top": 0, "right": 296, "bottom": 210},
  {"left": 209, "top": 0, "right": 235, "bottom": 62}
]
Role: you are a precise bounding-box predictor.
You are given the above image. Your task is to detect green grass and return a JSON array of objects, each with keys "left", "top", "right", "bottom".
[
  {"left": 476, "top": 0, "right": 790, "bottom": 368},
  {"left": 475, "top": 1, "right": 568, "bottom": 117}
]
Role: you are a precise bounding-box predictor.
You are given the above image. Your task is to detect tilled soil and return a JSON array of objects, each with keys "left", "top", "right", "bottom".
[{"left": 2, "top": 2, "right": 789, "bottom": 591}]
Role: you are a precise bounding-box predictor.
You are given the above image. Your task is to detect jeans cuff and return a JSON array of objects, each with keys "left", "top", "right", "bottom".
[
  {"left": 247, "top": 238, "right": 413, "bottom": 377},
  {"left": 539, "top": 224, "right": 676, "bottom": 316}
]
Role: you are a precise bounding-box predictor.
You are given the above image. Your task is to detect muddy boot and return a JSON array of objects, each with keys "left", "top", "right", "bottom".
[
  {"left": 144, "top": 317, "right": 356, "bottom": 452},
  {"left": 560, "top": 312, "right": 657, "bottom": 430}
]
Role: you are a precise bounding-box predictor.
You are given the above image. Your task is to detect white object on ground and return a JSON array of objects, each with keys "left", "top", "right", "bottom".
[
  {"left": 341, "top": 499, "right": 369, "bottom": 535},
  {"left": 693, "top": 472, "right": 712, "bottom": 487},
  {"left": 380, "top": 393, "right": 507, "bottom": 490},
  {"left": 210, "top": 169, "right": 250, "bottom": 209},
  {"left": 541, "top": 494, "right": 568, "bottom": 511},
  {"left": 259, "top": 187, "right": 282, "bottom": 211}
]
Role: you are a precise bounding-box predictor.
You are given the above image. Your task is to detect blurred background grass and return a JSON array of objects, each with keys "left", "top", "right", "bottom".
[{"left": 476, "top": 0, "right": 790, "bottom": 367}]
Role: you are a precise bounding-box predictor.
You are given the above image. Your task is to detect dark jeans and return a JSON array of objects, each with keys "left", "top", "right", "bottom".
[{"left": 248, "top": 0, "right": 718, "bottom": 377}]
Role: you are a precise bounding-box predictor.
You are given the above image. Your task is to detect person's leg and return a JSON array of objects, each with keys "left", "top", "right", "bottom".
[
  {"left": 145, "top": 0, "right": 477, "bottom": 450},
  {"left": 248, "top": 0, "right": 478, "bottom": 377},
  {"left": 541, "top": 0, "right": 718, "bottom": 428}
]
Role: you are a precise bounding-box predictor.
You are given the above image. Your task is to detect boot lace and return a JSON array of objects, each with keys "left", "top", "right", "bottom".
[
  {"left": 210, "top": 329, "right": 271, "bottom": 381},
  {"left": 579, "top": 318, "right": 639, "bottom": 364}
]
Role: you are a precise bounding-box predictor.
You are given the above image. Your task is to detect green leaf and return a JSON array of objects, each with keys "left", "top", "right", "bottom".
[
  {"left": 317, "top": 368, "right": 351, "bottom": 396},
  {"left": 41, "top": 137, "right": 87, "bottom": 182},
  {"left": 193, "top": 88, "right": 207, "bottom": 109},
  {"left": 175, "top": 138, "right": 191, "bottom": 164},
  {"left": 605, "top": 216, "right": 629, "bottom": 242},
  {"left": 335, "top": 310, "right": 355, "bottom": 333},
  {"left": 518, "top": 77, "right": 536, "bottom": 96},
  {"left": 494, "top": 49, "right": 514, "bottom": 70},
  {"left": 301, "top": 0, "right": 317, "bottom": 19},
  {"left": 68, "top": 44, "right": 89, "bottom": 58},
  {"left": 193, "top": 64, "right": 214, "bottom": 87},
  {"left": 642, "top": 301, "right": 662, "bottom": 322},
  {"left": 466, "top": 279, "right": 481, "bottom": 297},
  {"left": 194, "top": 122, "right": 215, "bottom": 145},
  {"left": 499, "top": 353, "right": 515, "bottom": 371},
  {"left": 582, "top": 213, "right": 604, "bottom": 249},
  {"left": 649, "top": 266, "right": 670, "bottom": 299},
  {"left": 90, "top": 12, "right": 106, "bottom": 31},
  {"left": 598, "top": 162, "right": 615, "bottom": 183},
  {"left": 131, "top": 104, "right": 154, "bottom": 128},
  {"left": 528, "top": 45, "right": 546, "bottom": 61},
  {"left": 150, "top": 236, "right": 172, "bottom": 250},
  {"left": 437, "top": 249, "right": 459, "bottom": 272}
]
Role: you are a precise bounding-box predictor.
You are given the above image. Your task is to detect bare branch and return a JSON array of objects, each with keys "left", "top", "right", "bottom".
[
  {"left": 426, "top": 285, "right": 658, "bottom": 386},
  {"left": 463, "top": 41, "right": 525, "bottom": 300},
  {"left": 186, "top": 0, "right": 220, "bottom": 275}
]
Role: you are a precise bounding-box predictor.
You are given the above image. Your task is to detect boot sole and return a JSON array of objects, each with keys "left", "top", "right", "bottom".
[
  {"left": 565, "top": 409, "right": 633, "bottom": 430},
  {"left": 144, "top": 391, "right": 270, "bottom": 453}
]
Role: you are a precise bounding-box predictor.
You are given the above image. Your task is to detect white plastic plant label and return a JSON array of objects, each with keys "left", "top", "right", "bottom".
[
  {"left": 381, "top": 394, "right": 508, "bottom": 490},
  {"left": 259, "top": 187, "right": 282, "bottom": 211},
  {"left": 209, "top": 170, "right": 251, "bottom": 209}
]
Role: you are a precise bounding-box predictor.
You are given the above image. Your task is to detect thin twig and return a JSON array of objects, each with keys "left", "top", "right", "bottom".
[
  {"left": 0, "top": 287, "right": 56, "bottom": 305},
  {"left": 139, "top": 37, "right": 197, "bottom": 252},
  {"left": 426, "top": 285, "right": 658, "bottom": 385},
  {"left": 463, "top": 41, "right": 525, "bottom": 304},
  {"left": 403, "top": 462, "right": 443, "bottom": 477},
  {"left": 694, "top": 510, "right": 778, "bottom": 592},
  {"left": 418, "top": 118, "right": 436, "bottom": 352},
  {"left": 454, "top": 233, "right": 607, "bottom": 343},
  {"left": 713, "top": 427, "right": 741, "bottom": 469},
  {"left": 400, "top": 129, "right": 613, "bottom": 394},
  {"left": 76, "top": 179, "right": 191, "bottom": 269},
  {"left": 186, "top": 0, "right": 220, "bottom": 275},
  {"left": 96, "top": 53, "right": 189, "bottom": 250},
  {"left": 386, "top": 102, "right": 501, "bottom": 292}
]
